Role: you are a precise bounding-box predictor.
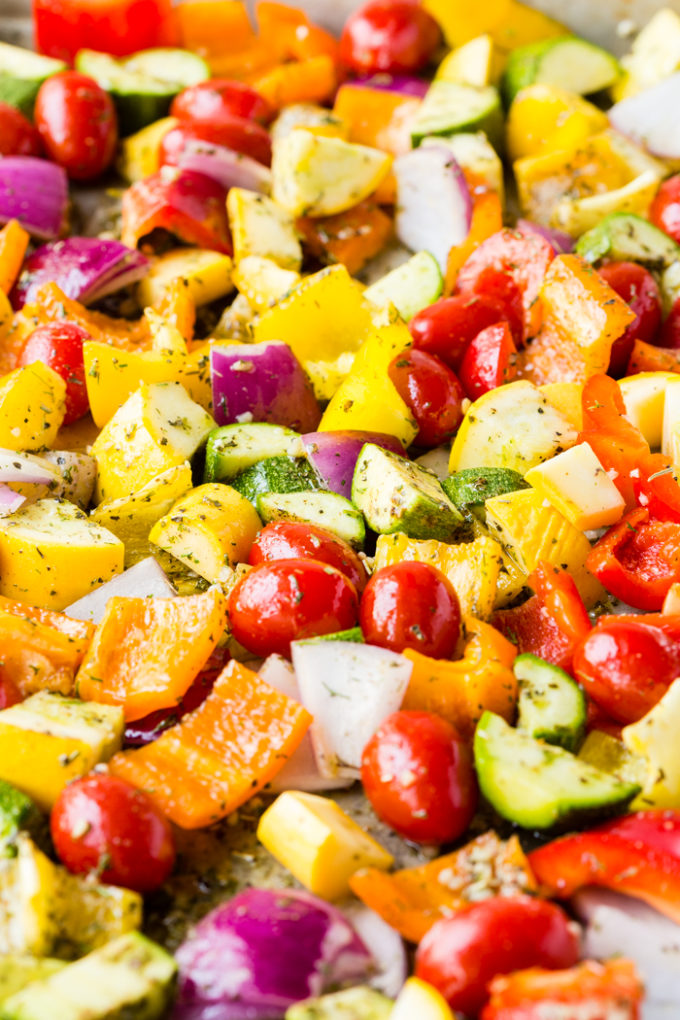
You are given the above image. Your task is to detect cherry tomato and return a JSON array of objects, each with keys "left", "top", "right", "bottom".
[
  {"left": 388, "top": 349, "right": 465, "bottom": 447},
  {"left": 34, "top": 72, "right": 117, "bottom": 180},
  {"left": 660, "top": 299, "right": 680, "bottom": 349},
  {"left": 160, "top": 118, "right": 272, "bottom": 169},
  {"left": 50, "top": 774, "right": 175, "bottom": 892},
  {"left": 650, "top": 174, "right": 680, "bottom": 245},
  {"left": 0, "top": 102, "right": 43, "bottom": 157},
  {"left": 573, "top": 615, "right": 680, "bottom": 723},
  {"left": 458, "top": 320, "right": 517, "bottom": 400},
  {"left": 415, "top": 896, "right": 580, "bottom": 1016},
  {"left": 339, "top": 0, "right": 441, "bottom": 74},
  {"left": 249, "top": 522, "right": 368, "bottom": 593},
  {"left": 361, "top": 710, "right": 477, "bottom": 844},
  {"left": 597, "top": 261, "right": 662, "bottom": 377},
  {"left": 359, "top": 561, "right": 461, "bottom": 658},
  {"left": 228, "top": 558, "right": 359, "bottom": 657},
  {"left": 18, "top": 322, "right": 90, "bottom": 425},
  {"left": 171, "top": 79, "right": 272, "bottom": 125},
  {"left": 409, "top": 293, "right": 512, "bottom": 370},
  {"left": 0, "top": 672, "right": 22, "bottom": 709}
]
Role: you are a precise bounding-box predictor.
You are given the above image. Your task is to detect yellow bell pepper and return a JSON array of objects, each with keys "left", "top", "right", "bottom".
[
  {"left": 0, "top": 363, "right": 66, "bottom": 452},
  {"left": 423, "top": 0, "right": 565, "bottom": 52},
  {"left": 232, "top": 256, "right": 301, "bottom": 313},
  {"left": 117, "top": 116, "right": 177, "bottom": 183},
  {"left": 137, "top": 247, "right": 234, "bottom": 309},
  {"left": 402, "top": 616, "right": 518, "bottom": 738},
  {"left": 539, "top": 382, "right": 584, "bottom": 431},
  {"left": 506, "top": 84, "right": 608, "bottom": 162}
]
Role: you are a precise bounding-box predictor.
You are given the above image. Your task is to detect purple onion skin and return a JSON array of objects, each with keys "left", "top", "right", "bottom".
[
  {"left": 0, "top": 157, "right": 68, "bottom": 241},
  {"left": 173, "top": 888, "right": 373, "bottom": 1020},
  {"left": 302, "top": 431, "right": 406, "bottom": 497},
  {"left": 348, "top": 73, "right": 429, "bottom": 98},
  {"left": 516, "top": 219, "right": 573, "bottom": 255}
]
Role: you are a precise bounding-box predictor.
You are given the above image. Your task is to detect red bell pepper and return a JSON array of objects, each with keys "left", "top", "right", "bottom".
[
  {"left": 578, "top": 374, "right": 650, "bottom": 508},
  {"left": 528, "top": 809, "right": 680, "bottom": 925},
  {"left": 160, "top": 117, "right": 273, "bottom": 169},
  {"left": 481, "top": 959, "right": 643, "bottom": 1020},
  {"left": 121, "top": 168, "right": 232, "bottom": 255},
  {"left": 586, "top": 506, "right": 680, "bottom": 611},
  {"left": 492, "top": 562, "right": 591, "bottom": 673},
  {"left": 458, "top": 321, "right": 517, "bottom": 401},
  {"left": 634, "top": 451, "right": 680, "bottom": 523}
]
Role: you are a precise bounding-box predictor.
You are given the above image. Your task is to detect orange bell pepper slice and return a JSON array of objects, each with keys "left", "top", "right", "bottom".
[
  {"left": 334, "top": 84, "right": 421, "bottom": 155},
  {"left": 177, "top": 0, "right": 256, "bottom": 58},
  {"left": 628, "top": 338, "right": 680, "bottom": 375},
  {"left": 402, "top": 616, "right": 517, "bottom": 739},
  {"left": 257, "top": 2, "right": 339, "bottom": 62},
  {"left": 110, "top": 659, "right": 311, "bottom": 828},
  {"left": 0, "top": 220, "right": 29, "bottom": 295},
  {"left": 444, "top": 191, "right": 503, "bottom": 294},
  {"left": 296, "top": 200, "right": 393, "bottom": 276},
  {"left": 253, "top": 55, "right": 337, "bottom": 111},
  {"left": 350, "top": 831, "right": 537, "bottom": 943},
  {"left": 76, "top": 587, "right": 228, "bottom": 721},
  {"left": 0, "top": 598, "right": 95, "bottom": 698}
]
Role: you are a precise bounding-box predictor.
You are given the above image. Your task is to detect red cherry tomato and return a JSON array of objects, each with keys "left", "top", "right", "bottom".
[
  {"left": 0, "top": 102, "right": 43, "bottom": 157},
  {"left": 458, "top": 320, "right": 517, "bottom": 400},
  {"left": 18, "top": 322, "right": 90, "bottom": 424},
  {"left": 650, "top": 174, "right": 680, "bottom": 245},
  {"left": 409, "top": 293, "right": 512, "bottom": 370},
  {"left": 228, "top": 558, "right": 359, "bottom": 657},
  {"left": 50, "top": 774, "right": 175, "bottom": 893},
  {"left": 0, "top": 672, "right": 22, "bottom": 709},
  {"left": 388, "top": 349, "right": 465, "bottom": 447},
  {"left": 171, "top": 79, "right": 272, "bottom": 125},
  {"left": 597, "top": 261, "right": 662, "bottom": 376},
  {"left": 573, "top": 615, "right": 680, "bottom": 723},
  {"left": 160, "top": 117, "right": 272, "bottom": 168},
  {"left": 249, "top": 522, "right": 368, "bottom": 593},
  {"left": 361, "top": 709, "right": 477, "bottom": 844},
  {"left": 359, "top": 561, "right": 461, "bottom": 658},
  {"left": 415, "top": 896, "right": 580, "bottom": 1016},
  {"left": 34, "top": 72, "right": 117, "bottom": 180},
  {"left": 339, "top": 0, "right": 441, "bottom": 74},
  {"left": 660, "top": 299, "right": 680, "bottom": 349}
]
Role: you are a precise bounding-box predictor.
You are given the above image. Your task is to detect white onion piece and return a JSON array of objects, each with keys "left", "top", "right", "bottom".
[
  {"left": 259, "top": 654, "right": 353, "bottom": 793},
  {"left": 0, "top": 484, "right": 25, "bottom": 516},
  {"left": 64, "top": 557, "right": 176, "bottom": 622},
  {"left": 341, "top": 902, "right": 408, "bottom": 999},
  {"left": 609, "top": 73, "right": 680, "bottom": 159},
  {"left": 0, "top": 448, "right": 57, "bottom": 485},
  {"left": 393, "top": 145, "right": 472, "bottom": 274}
]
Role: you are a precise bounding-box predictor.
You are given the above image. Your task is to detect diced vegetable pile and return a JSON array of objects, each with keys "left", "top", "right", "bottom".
[{"left": 5, "top": 0, "right": 680, "bottom": 1016}]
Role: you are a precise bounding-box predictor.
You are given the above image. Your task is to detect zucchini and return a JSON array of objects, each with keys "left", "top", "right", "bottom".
[
  {"left": 503, "top": 35, "right": 620, "bottom": 103},
  {"left": 0, "top": 956, "right": 66, "bottom": 1004},
  {"left": 0, "top": 43, "right": 66, "bottom": 116},
  {"left": 204, "top": 424, "right": 304, "bottom": 482},
  {"left": 286, "top": 987, "right": 393, "bottom": 1020},
  {"left": 299, "top": 627, "right": 364, "bottom": 644},
  {"left": 352, "top": 443, "right": 464, "bottom": 543},
  {"left": 257, "top": 491, "right": 366, "bottom": 549},
  {"left": 411, "top": 81, "right": 503, "bottom": 149},
  {"left": 230, "top": 456, "right": 321, "bottom": 506},
  {"left": 474, "top": 711, "right": 640, "bottom": 830},
  {"left": 514, "top": 653, "right": 587, "bottom": 752},
  {"left": 443, "top": 467, "right": 528, "bottom": 515},
  {"left": 0, "top": 781, "right": 41, "bottom": 860},
  {"left": 363, "top": 251, "right": 443, "bottom": 322},
  {"left": 575, "top": 212, "right": 680, "bottom": 270}
]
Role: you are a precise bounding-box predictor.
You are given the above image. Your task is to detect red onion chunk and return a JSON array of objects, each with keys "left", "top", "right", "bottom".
[
  {"left": 516, "top": 219, "right": 573, "bottom": 254},
  {"left": 0, "top": 484, "right": 25, "bottom": 517},
  {"left": 0, "top": 157, "right": 68, "bottom": 240},
  {"left": 211, "top": 341, "right": 321, "bottom": 432},
  {"left": 11, "top": 237, "right": 149, "bottom": 309},
  {"left": 349, "top": 74, "right": 429, "bottom": 98},
  {"left": 175, "top": 139, "right": 272, "bottom": 194},
  {"left": 302, "top": 431, "right": 405, "bottom": 497},
  {"left": 609, "top": 73, "right": 680, "bottom": 160},
  {"left": 173, "top": 888, "right": 374, "bottom": 1019}
]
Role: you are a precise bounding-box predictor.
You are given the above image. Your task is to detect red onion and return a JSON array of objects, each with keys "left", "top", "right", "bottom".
[
  {"left": 0, "top": 156, "right": 68, "bottom": 240},
  {"left": 174, "top": 139, "right": 272, "bottom": 194},
  {"left": 349, "top": 73, "right": 429, "bottom": 98},
  {"left": 517, "top": 219, "right": 574, "bottom": 255},
  {"left": 0, "top": 484, "right": 25, "bottom": 516},
  {"left": 302, "top": 431, "right": 405, "bottom": 497}
]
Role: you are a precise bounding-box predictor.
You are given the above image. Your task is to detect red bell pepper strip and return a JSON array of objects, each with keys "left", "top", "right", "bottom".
[
  {"left": 528, "top": 809, "right": 680, "bottom": 925},
  {"left": 634, "top": 452, "right": 680, "bottom": 523},
  {"left": 492, "top": 562, "right": 591, "bottom": 673},
  {"left": 586, "top": 507, "right": 680, "bottom": 611}
]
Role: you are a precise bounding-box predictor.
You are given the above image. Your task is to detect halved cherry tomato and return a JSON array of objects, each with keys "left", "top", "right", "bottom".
[
  {"left": 0, "top": 672, "right": 22, "bottom": 709},
  {"left": 228, "top": 558, "right": 359, "bottom": 657},
  {"left": 415, "top": 896, "right": 580, "bottom": 1016},
  {"left": 50, "top": 774, "right": 176, "bottom": 893},
  {"left": 359, "top": 561, "right": 461, "bottom": 658},
  {"left": 458, "top": 321, "right": 517, "bottom": 400},
  {"left": 160, "top": 118, "right": 273, "bottom": 168},
  {"left": 249, "top": 522, "right": 368, "bottom": 593},
  {"left": 361, "top": 709, "right": 477, "bottom": 845},
  {"left": 339, "top": 0, "right": 441, "bottom": 74},
  {"left": 171, "top": 79, "right": 272, "bottom": 125},
  {"left": 18, "top": 321, "right": 90, "bottom": 425},
  {"left": 388, "top": 349, "right": 465, "bottom": 447},
  {"left": 409, "top": 293, "right": 512, "bottom": 369},
  {"left": 650, "top": 174, "right": 680, "bottom": 245},
  {"left": 34, "top": 71, "right": 117, "bottom": 180},
  {"left": 0, "top": 102, "right": 42, "bottom": 157},
  {"left": 573, "top": 613, "right": 680, "bottom": 723},
  {"left": 597, "top": 261, "right": 662, "bottom": 377}
]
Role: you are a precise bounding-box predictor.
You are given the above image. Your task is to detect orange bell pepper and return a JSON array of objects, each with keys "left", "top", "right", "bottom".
[
  {"left": 76, "top": 588, "right": 228, "bottom": 721},
  {"left": 0, "top": 220, "right": 29, "bottom": 295},
  {"left": 257, "top": 1, "right": 339, "bottom": 62},
  {"left": 350, "top": 831, "right": 537, "bottom": 943},
  {"left": 177, "top": 0, "right": 256, "bottom": 58},
  {"left": 333, "top": 84, "right": 421, "bottom": 155},
  {"left": 628, "top": 339, "right": 680, "bottom": 375},
  {"left": 0, "top": 598, "right": 95, "bottom": 698},
  {"left": 209, "top": 41, "right": 278, "bottom": 81},
  {"left": 296, "top": 200, "right": 393, "bottom": 275},
  {"left": 253, "top": 55, "right": 337, "bottom": 111},
  {"left": 402, "top": 615, "right": 517, "bottom": 738},
  {"left": 110, "top": 659, "right": 312, "bottom": 828},
  {"left": 444, "top": 191, "right": 503, "bottom": 294}
]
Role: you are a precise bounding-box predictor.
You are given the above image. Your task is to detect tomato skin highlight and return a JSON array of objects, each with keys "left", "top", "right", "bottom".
[
  {"left": 650, "top": 174, "right": 680, "bottom": 245},
  {"left": 228, "top": 558, "right": 359, "bottom": 657},
  {"left": 249, "top": 522, "right": 368, "bottom": 593},
  {"left": 458, "top": 321, "right": 517, "bottom": 400},
  {"left": 0, "top": 102, "right": 43, "bottom": 157},
  {"left": 388, "top": 349, "right": 465, "bottom": 447},
  {"left": 409, "top": 293, "right": 511, "bottom": 370},
  {"left": 160, "top": 118, "right": 273, "bottom": 168},
  {"left": 19, "top": 321, "right": 90, "bottom": 425},
  {"left": 50, "top": 774, "right": 176, "bottom": 893},
  {"left": 339, "top": 0, "right": 441, "bottom": 74},
  {"left": 171, "top": 79, "right": 272, "bottom": 125},
  {"left": 359, "top": 561, "right": 461, "bottom": 658},
  {"left": 597, "top": 261, "right": 662, "bottom": 377},
  {"left": 361, "top": 709, "right": 477, "bottom": 845},
  {"left": 415, "top": 896, "right": 580, "bottom": 1017},
  {"left": 34, "top": 72, "right": 117, "bottom": 180}
]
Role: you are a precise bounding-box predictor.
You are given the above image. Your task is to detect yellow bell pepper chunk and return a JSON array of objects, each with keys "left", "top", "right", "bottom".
[
  {"left": 423, "top": 0, "right": 565, "bottom": 51},
  {"left": 257, "top": 790, "right": 393, "bottom": 901},
  {"left": 620, "top": 371, "right": 676, "bottom": 450},
  {"left": 84, "top": 343, "right": 186, "bottom": 428},
  {"left": 227, "top": 188, "right": 302, "bottom": 270},
  {"left": 525, "top": 442, "right": 625, "bottom": 532},
  {"left": 506, "top": 83, "right": 608, "bottom": 161},
  {"left": 0, "top": 691, "right": 123, "bottom": 811},
  {"left": 117, "top": 116, "right": 177, "bottom": 183},
  {"left": 391, "top": 978, "right": 455, "bottom": 1020},
  {"left": 137, "top": 247, "right": 234, "bottom": 309},
  {"left": 232, "top": 256, "right": 301, "bottom": 313},
  {"left": 0, "top": 363, "right": 65, "bottom": 452}
]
